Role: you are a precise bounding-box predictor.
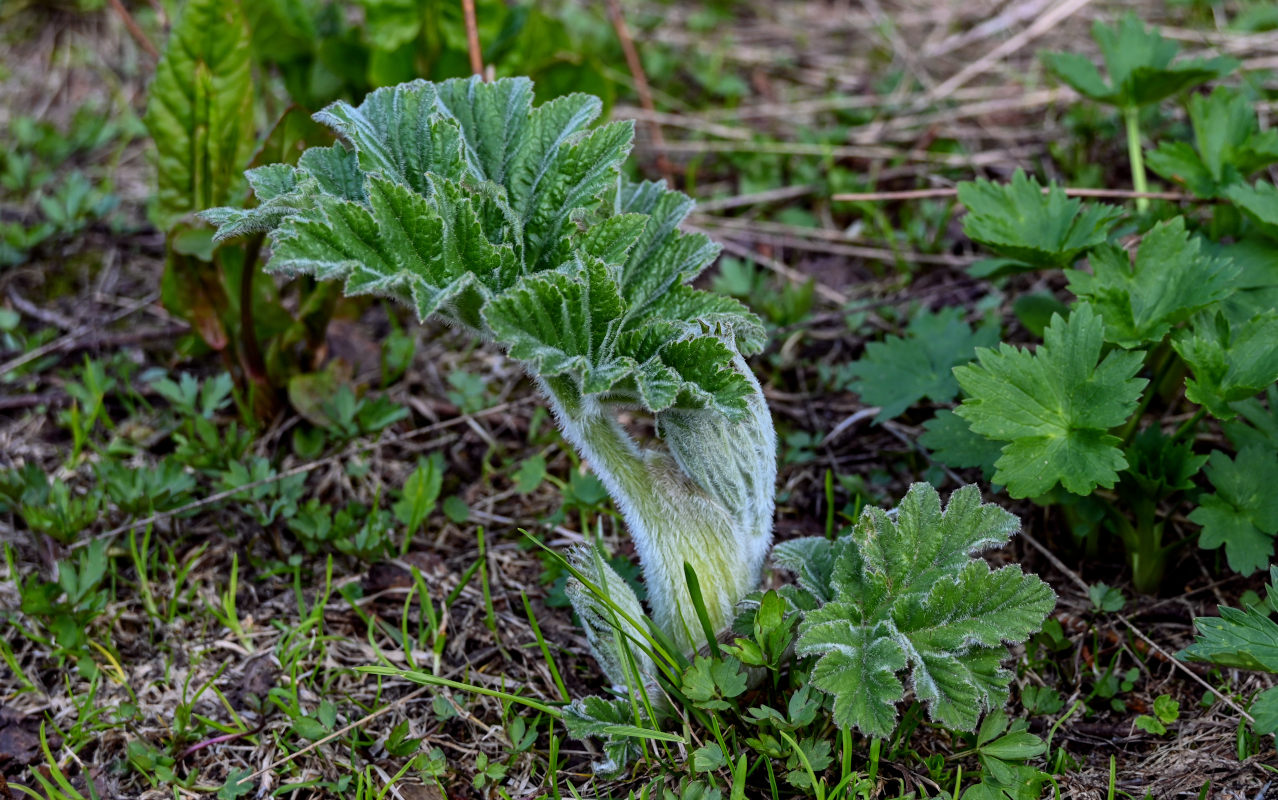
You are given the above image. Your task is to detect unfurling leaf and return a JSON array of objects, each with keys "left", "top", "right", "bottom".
[
  {"left": 145, "top": 0, "right": 255, "bottom": 232},
  {"left": 954, "top": 304, "right": 1148, "bottom": 498},
  {"left": 203, "top": 78, "right": 765, "bottom": 420},
  {"left": 786, "top": 483, "right": 1055, "bottom": 738}
]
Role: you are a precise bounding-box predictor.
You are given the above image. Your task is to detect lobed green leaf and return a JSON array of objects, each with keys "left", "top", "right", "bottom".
[{"left": 954, "top": 304, "right": 1148, "bottom": 498}]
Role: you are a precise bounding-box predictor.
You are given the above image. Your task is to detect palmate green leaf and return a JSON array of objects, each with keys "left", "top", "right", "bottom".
[
  {"left": 1042, "top": 14, "right": 1238, "bottom": 109},
  {"left": 919, "top": 409, "right": 1003, "bottom": 480},
  {"left": 954, "top": 304, "right": 1147, "bottom": 498},
  {"left": 1147, "top": 87, "right": 1278, "bottom": 198},
  {"left": 144, "top": 0, "right": 255, "bottom": 232},
  {"left": 958, "top": 170, "right": 1121, "bottom": 270},
  {"left": 1188, "top": 447, "right": 1278, "bottom": 575},
  {"left": 845, "top": 308, "right": 999, "bottom": 423},
  {"left": 1226, "top": 180, "right": 1278, "bottom": 240},
  {"left": 790, "top": 484, "right": 1054, "bottom": 738},
  {"left": 1066, "top": 217, "right": 1238, "bottom": 348},
  {"left": 1173, "top": 311, "right": 1278, "bottom": 419},
  {"left": 1252, "top": 687, "right": 1278, "bottom": 735},
  {"left": 201, "top": 77, "right": 764, "bottom": 417}
]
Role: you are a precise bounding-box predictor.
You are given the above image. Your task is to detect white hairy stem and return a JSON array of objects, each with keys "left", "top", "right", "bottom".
[{"left": 540, "top": 362, "right": 776, "bottom": 653}]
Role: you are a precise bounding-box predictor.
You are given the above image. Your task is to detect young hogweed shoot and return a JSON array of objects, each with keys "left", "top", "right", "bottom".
[{"left": 202, "top": 77, "right": 777, "bottom": 676}]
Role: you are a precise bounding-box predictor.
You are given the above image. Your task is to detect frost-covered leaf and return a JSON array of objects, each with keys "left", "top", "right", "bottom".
[
  {"left": 1147, "top": 87, "right": 1278, "bottom": 198},
  {"left": 1173, "top": 311, "right": 1278, "bottom": 419},
  {"left": 145, "top": 0, "right": 255, "bottom": 232},
  {"left": 788, "top": 483, "right": 1055, "bottom": 738},
  {"left": 954, "top": 304, "right": 1148, "bottom": 498},
  {"left": 1188, "top": 447, "right": 1278, "bottom": 576},
  {"left": 201, "top": 77, "right": 764, "bottom": 416},
  {"left": 845, "top": 308, "right": 999, "bottom": 422},
  {"left": 958, "top": 170, "right": 1121, "bottom": 270},
  {"left": 1042, "top": 14, "right": 1238, "bottom": 109},
  {"left": 1066, "top": 217, "right": 1238, "bottom": 347}
]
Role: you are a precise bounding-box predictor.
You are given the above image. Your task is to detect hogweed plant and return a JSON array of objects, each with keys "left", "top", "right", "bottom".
[
  {"left": 204, "top": 77, "right": 1055, "bottom": 778},
  {"left": 203, "top": 75, "right": 775, "bottom": 667}
]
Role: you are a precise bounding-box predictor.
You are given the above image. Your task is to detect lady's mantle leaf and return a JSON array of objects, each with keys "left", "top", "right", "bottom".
[
  {"left": 1172, "top": 311, "right": 1278, "bottom": 419},
  {"left": 1147, "top": 87, "right": 1278, "bottom": 198},
  {"left": 791, "top": 484, "right": 1055, "bottom": 738},
  {"left": 958, "top": 170, "right": 1121, "bottom": 270},
  {"left": 1066, "top": 217, "right": 1238, "bottom": 348},
  {"left": 954, "top": 304, "right": 1147, "bottom": 498},
  {"left": 1042, "top": 14, "right": 1237, "bottom": 109},
  {"left": 1188, "top": 447, "right": 1278, "bottom": 576},
  {"left": 845, "top": 308, "right": 999, "bottom": 423}
]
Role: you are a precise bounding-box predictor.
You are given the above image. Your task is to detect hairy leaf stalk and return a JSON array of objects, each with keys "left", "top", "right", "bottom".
[{"left": 543, "top": 366, "right": 775, "bottom": 653}]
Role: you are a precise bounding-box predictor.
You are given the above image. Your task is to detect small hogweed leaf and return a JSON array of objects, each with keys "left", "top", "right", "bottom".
[
  {"left": 145, "top": 0, "right": 255, "bottom": 233},
  {"left": 845, "top": 307, "right": 999, "bottom": 423},
  {"left": 1179, "top": 566, "right": 1278, "bottom": 673},
  {"left": 564, "top": 545, "right": 657, "bottom": 691},
  {"left": 561, "top": 695, "right": 649, "bottom": 778},
  {"left": 789, "top": 483, "right": 1055, "bottom": 738},
  {"left": 1173, "top": 311, "right": 1278, "bottom": 419},
  {"left": 201, "top": 76, "right": 764, "bottom": 418},
  {"left": 1066, "top": 217, "right": 1239, "bottom": 348},
  {"left": 1188, "top": 446, "right": 1278, "bottom": 576},
  {"left": 958, "top": 170, "right": 1121, "bottom": 271},
  {"left": 1042, "top": 14, "right": 1238, "bottom": 109},
  {"left": 954, "top": 304, "right": 1148, "bottom": 498},
  {"left": 770, "top": 537, "right": 838, "bottom": 604},
  {"left": 1147, "top": 87, "right": 1278, "bottom": 198}
]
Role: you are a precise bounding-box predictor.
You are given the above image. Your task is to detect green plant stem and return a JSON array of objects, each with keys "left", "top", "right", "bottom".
[
  {"left": 1172, "top": 407, "right": 1207, "bottom": 443},
  {"left": 1123, "top": 106, "right": 1150, "bottom": 213}
]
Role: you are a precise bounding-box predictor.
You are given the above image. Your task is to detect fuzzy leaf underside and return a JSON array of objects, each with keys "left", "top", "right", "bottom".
[
  {"left": 200, "top": 77, "right": 765, "bottom": 417},
  {"left": 788, "top": 484, "right": 1055, "bottom": 738},
  {"left": 954, "top": 304, "right": 1148, "bottom": 498}
]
